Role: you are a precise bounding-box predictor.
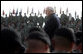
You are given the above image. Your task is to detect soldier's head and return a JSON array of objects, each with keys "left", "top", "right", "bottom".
[
  {"left": 62, "top": 11, "right": 64, "bottom": 14},
  {"left": 35, "top": 13, "right": 36, "bottom": 16},
  {"left": 19, "top": 12, "right": 22, "bottom": 16},
  {"left": 5, "top": 14, "right": 7, "bottom": 17},
  {"left": 24, "top": 13, "right": 26, "bottom": 16},
  {"left": 25, "top": 31, "right": 51, "bottom": 53},
  {"left": 1, "top": 28, "right": 25, "bottom": 53},
  {"left": 51, "top": 27, "right": 76, "bottom": 53},
  {"left": 40, "top": 14, "right": 42, "bottom": 16},
  {"left": 30, "top": 14, "right": 31, "bottom": 16},
  {"left": 45, "top": 6, "right": 54, "bottom": 16}
]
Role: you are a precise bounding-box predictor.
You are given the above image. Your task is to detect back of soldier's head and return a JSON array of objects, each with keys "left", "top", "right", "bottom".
[
  {"left": 1, "top": 28, "right": 25, "bottom": 53},
  {"left": 52, "top": 27, "right": 76, "bottom": 52},
  {"left": 25, "top": 31, "right": 51, "bottom": 53}
]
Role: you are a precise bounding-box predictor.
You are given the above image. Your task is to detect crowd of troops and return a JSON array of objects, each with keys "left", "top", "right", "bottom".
[
  {"left": 1, "top": 12, "right": 82, "bottom": 43},
  {"left": 60, "top": 12, "right": 82, "bottom": 32}
]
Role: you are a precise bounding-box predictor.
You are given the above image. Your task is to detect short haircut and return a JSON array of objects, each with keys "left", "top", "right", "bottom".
[
  {"left": 26, "top": 31, "right": 51, "bottom": 47},
  {"left": 53, "top": 27, "right": 76, "bottom": 43},
  {"left": 52, "top": 27, "right": 76, "bottom": 50},
  {"left": 1, "top": 28, "right": 24, "bottom": 53}
]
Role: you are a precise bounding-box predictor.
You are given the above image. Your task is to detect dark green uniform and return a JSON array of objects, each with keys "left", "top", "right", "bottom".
[
  {"left": 60, "top": 12, "right": 69, "bottom": 27},
  {"left": 33, "top": 13, "right": 38, "bottom": 27},
  {"left": 38, "top": 14, "right": 44, "bottom": 28},
  {"left": 28, "top": 14, "right": 34, "bottom": 27}
]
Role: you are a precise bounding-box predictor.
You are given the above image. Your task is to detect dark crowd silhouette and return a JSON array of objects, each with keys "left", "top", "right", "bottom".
[{"left": 1, "top": 6, "right": 82, "bottom": 53}]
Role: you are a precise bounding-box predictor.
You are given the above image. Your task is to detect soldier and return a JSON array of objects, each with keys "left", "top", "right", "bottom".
[
  {"left": 67, "top": 17, "right": 75, "bottom": 31},
  {"left": 60, "top": 11, "right": 69, "bottom": 27},
  {"left": 76, "top": 20, "right": 82, "bottom": 32},
  {"left": 5, "top": 14, "right": 8, "bottom": 25},
  {"left": 33, "top": 13, "right": 38, "bottom": 27},
  {"left": 23, "top": 13, "right": 29, "bottom": 26},
  {"left": 38, "top": 14, "right": 44, "bottom": 28},
  {"left": 14, "top": 13, "right": 19, "bottom": 23},
  {"left": 25, "top": 31, "right": 51, "bottom": 53},
  {"left": 18, "top": 12, "right": 22, "bottom": 23},
  {"left": 23, "top": 13, "right": 27, "bottom": 22},
  {"left": 51, "top": 27, "right": 76, "bottom": 53},
  {"left": 28, "top": 14, "right": 34, "bottom": 27},
  {"left": 9, "top": 13, "right": 14, "bottom": 24}
]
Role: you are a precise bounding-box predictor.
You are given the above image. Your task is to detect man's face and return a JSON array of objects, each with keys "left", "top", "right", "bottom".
[{"left": 45, "top": 8, "right": 50, "bottom": 16}]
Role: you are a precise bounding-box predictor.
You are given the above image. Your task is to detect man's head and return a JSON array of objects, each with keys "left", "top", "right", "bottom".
[
  {"left": 25, "top": 31, "right": 51, "bottom": 53},
  {"left": 1, "top": 28, "right": 25, "bottom": 53},
  {"left": 45, "top": 6, "right": 54, "bottom": 16},
  {"left": 52, "top": 27, "right": 76, "bottom": 53},
  {"left": 24, "top": 13, "right": 26, "bottom": 16},
  {"left": 35, "top": 13, "right": 36, "bottom": 16}
]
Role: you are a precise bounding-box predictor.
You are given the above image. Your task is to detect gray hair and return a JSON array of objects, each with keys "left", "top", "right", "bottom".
[{"left": 46, "top": 7, "right": 54, "bottom": 12}]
